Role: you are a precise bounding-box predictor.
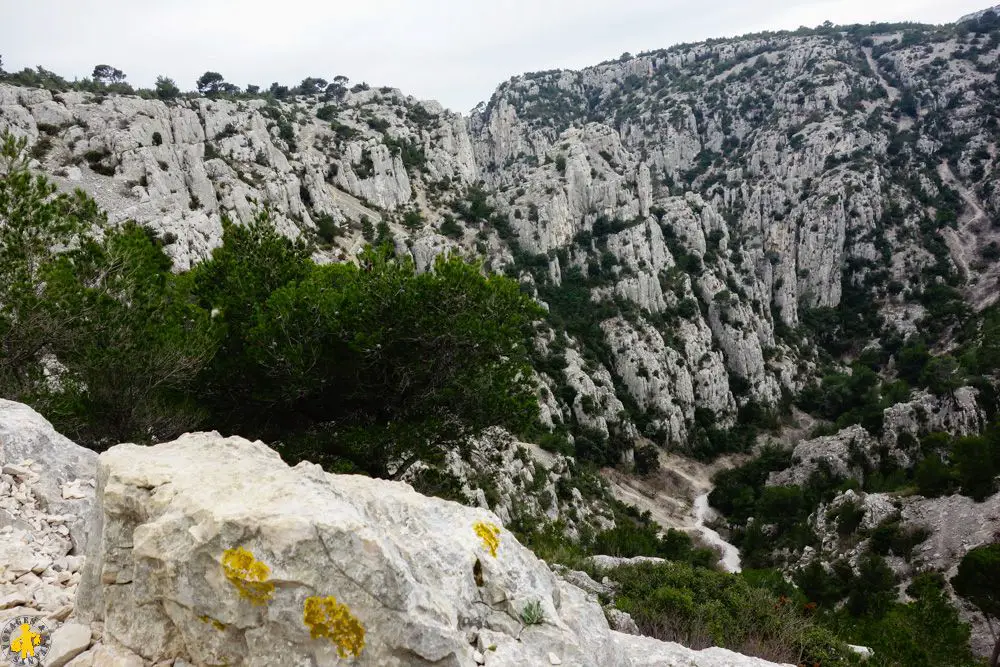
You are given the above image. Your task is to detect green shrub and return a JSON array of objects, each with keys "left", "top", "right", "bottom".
[
  {"left": 633, "top": 443, "right": 660, "bottom": 475},
  {"left": 592, "top": 522, "right": 664, "bottom": 558},
  {"left": 610, "top": 562, "right": 849, "bottom": 664},
  {"left": 439, "top": 215, "right": 462, "bottom": 239},
  {"left": 402, "top": 208, "right": 424, "bottom": 230},
  {"left": 827, "top": 499, "right": 865, "bottom": 536},
  {"left": 592, "top": 523, "right": 714, "bottom": 568},
  {"left": 383, "top": 136, "right": 426, "bottom": 171},
  {"left": 316, "top": 105, "right": 338, "bottom": 122},
  {"left": 314, "top": 213, "right": 341, "bottom": 245},
  {"left": 38, "top": 223, "right": 217, "bottom": 448},
  {"left": 846, "top": 554, "right": 896, "bottom": 617},
  {"left": 407, "top": 467, "right": 470, "bottom": 505},
  {"left": 914, "top": 454, "right": 956, "bottom": 497},
  {"left": 794, "top": 560, "right": 851, "bottom": 609},
  {"left": 519, "top": 600, "right": 545, "bottom": 625},
  {"left": 83, "top": 148, "right": 115, "bottom": 176},
  {"left": 952, "top": 435, "right": 997, "bottom": 501},
  {"left": 191, "top": 220, "right": 543, "bottom": 478},
  {"left": 868, "top": 520, "right": 930, "bottom": 562},
  {"left": 828, "top": 572, "right": 979, "bottom": 667}
]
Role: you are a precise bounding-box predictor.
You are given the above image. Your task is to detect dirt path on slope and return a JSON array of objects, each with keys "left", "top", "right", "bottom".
[
  {"left": 863, "top": 47, "right": 899, "bottom": 103},
  {"left": 937, "top": 161, "right": 1000, "bottom": 311},
  {"left": 601, "top": 450, "right": 748, "bottom": 570},
  {"left": 598, "top": 410, "right": 821, "bottom": 570},
  {"left": 863, "top": 47, "right": 915, "bottom": 132}
]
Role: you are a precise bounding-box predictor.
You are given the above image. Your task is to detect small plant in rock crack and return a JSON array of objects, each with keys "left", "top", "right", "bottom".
[{"left": 519, "top": 600, "right": 545, "bottom": 626}]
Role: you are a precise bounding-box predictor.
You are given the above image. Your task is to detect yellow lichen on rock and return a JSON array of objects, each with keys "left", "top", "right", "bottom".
[
  {"left": 198, "top": 614, "right": 227, "bottom": 631},
  {"left": 303, "top": 595, "right": 366, "bottom": 658},
  {"left": 474, "top": 521, "right": 501, "bottom": 558},
  {"left": 221, "top": 547, "right": 274, "bottom": 606}
]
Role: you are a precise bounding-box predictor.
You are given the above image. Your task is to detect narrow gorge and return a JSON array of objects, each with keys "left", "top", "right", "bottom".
[{"left": 2, "top": 4, "right": 1000, "bottom": 666}]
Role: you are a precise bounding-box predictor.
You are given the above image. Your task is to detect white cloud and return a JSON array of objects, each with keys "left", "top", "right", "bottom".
[{"left": 1, "top": 0, "right": 988, "bottom": 112}]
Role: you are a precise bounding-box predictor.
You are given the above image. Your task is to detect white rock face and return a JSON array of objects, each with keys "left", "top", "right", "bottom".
[
  {"left": 613, "top": 633, "right": 791, "bottom": 667},
  {"left": 881, "top": 388, "right": 984, "bottom": 449},
  {"left": 903, "top": 492, "right": 1000, "bottom": 575},
  {"left": 75, "top": 432, "right": 788, "bottom": 666},
  {"left": 47, "top": 622, "right": 92, "bottom": 667},
  {"left": 799, "top": 486, "right": 1000, "bottom": 658},
  {"left": 560, "top": 347, "right": 632, "bottom": 440},
  {"left": 3, "top": 19, "right": 999, "bottom": 457},
  {"left": 602, "top": 316, "right": 737, "bottom": 446},
  {"left": 768, "top": 425, "right": 876, "bottom": 487},
  {"left": 0, "top": 83, "right": 476, "bottom": 273},
  {"left": 0, "top": 402, "right": 100, "bottom": 660},
  {"left": 0, "top": 400, "right": 97, "bottom": 552}
]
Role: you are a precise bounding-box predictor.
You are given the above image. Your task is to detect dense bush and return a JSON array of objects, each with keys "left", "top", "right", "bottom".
[
  {"left": 909, "top": 431, "right": 1000, "bottom": 501},
  {"left": 827, "top": 573, "right": 980, "bottom": 667},
  {"left": 952, "top": 435, "right": 998, "bottom": 501},
  {"left": 38, "top": 223, "right": 217, "bottom": 448},
  {"left": 867, "top": 520, "right": 930, "bottom": 562},
  {"left": 591, "top": 522, "right": 715, "bottom": 568},
  {"left": 633, "top": 443, "right": 661, "bottom": 475},
  {"left": 708, "top": 446, "right": 793, "bottom": 521},
  {"left": 0, "top": 133, "right": 103, "bottom": 399},
  {"left": 190, "top": 216, "right": 542, "bottom": 477},
  {"left": 610, "top": 561, "right": 850, "bottom": 664},
  {"left": 951, "top": 544, "right": 1000, "bottom": 667},
  {"left": 796, "top": 362, "right": 895, "bottom": 434},
  {"left": 439, "top": 214, "right": 463, "bottom": 239}
]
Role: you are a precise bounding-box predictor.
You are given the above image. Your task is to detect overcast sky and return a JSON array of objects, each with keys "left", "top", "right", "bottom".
[{"left": 1, "top": 0, "right": 990, "bottom": 112}]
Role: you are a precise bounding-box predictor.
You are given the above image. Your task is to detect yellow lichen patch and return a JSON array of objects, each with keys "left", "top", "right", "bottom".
[
  {"left": 303, "top": 595, "right": 366, "bottom": 658},
  {"left": 198, "top": 614, "right": 227, "bottom": 631},
  {"left": 221, "top": 547, "right": 275, "bottom": 606},
  {"left": 474, "top": 521, "right": 501, "bottom": 558}
]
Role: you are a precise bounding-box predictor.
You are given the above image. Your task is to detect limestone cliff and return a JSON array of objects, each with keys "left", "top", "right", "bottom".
[{"left": 3, "top": 16, "right": 998, "bottom": 453}]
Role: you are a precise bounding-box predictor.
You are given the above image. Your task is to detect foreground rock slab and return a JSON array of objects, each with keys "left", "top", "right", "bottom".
[
  {"left": 0, "top": 399, "right": 97, "bottom": 552},
  {"left": 76, "top": 432, "right": 788, "bottom": 666}
]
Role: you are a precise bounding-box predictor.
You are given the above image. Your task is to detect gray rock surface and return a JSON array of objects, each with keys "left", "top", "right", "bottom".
[
  {"left": 47, "top": 622, "right": 92, "bottom": 667},
  {"left": 769, "top": 388, "right": 985, "bottom": 488},
  {"left": 0, "top": 400, "right": 98, "bottom": 552}
]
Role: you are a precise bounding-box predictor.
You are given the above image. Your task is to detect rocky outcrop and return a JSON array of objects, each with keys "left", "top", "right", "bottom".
[
  {"left": 0, "top": 402, "right": 96, "bottom": 661},
  {"left": 768, "top": 388, "right": 985, "bottom": 487},
  {"left": 0, "top": 400, "right": 97, "bottom": 553},
  {"left": 799, "top": 486, "right": 1000, "bottom": 657},
  {"left": 0, "top": 84, "right": 475, "bottom": 272},
  {"left": 881, "top": 388, "right": 984, "bottom": 450},
  {"left": 73, "top": 431, "right": 788, "bottom": 666},
  {"left": 403, "top": 427, "right": 616, "bottom": 539},
  {"left": 767, "top": 425, "right": 877, "bottom": 488}
]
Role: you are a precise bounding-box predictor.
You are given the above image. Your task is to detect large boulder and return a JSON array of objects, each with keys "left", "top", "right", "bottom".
[
  {"left": 767, "top": 425, "right": 876, "bottom": 487},
  {"left": 0, "top": 400, "right": 97, "bottom": 553},
  {"left": 75, "top": 432, "right": 788, "bottom": 666}
]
